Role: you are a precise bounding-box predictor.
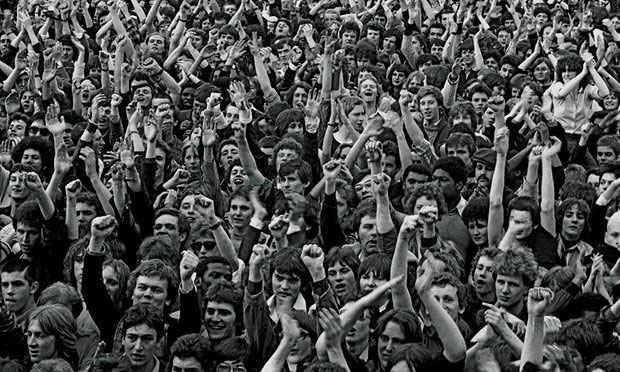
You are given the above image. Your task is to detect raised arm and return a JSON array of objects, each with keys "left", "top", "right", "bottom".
[
  {"left": 25, "top": 172, "right": 55, "bottom": 221},
  {"left": 65, "top": 180, "right": 81, "bottom": 241},
  {"left": 195, "top": 196, "right": 239, "bottom": 271},
  {"left": 540, "top": 137, "right": 561, "bottom": 236},
  {"left": 520, "top": 288, "right": 553, "bottom": 370},
  {"left": 374, "top": 173, "right": 394, "bottom": 234},
  {"left": 392, "top": 216, "right": 416, "bottom": 312},
  {"left": 488, "top": 127, "right": 509, "bottom": 248}
]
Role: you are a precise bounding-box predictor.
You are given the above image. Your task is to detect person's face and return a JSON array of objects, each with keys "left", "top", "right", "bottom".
[
  {"left": 373, "top": 13, "right": 387, "bottom": 26},
  {"left": 588, "top": 173, "right": 600, "bottom": 192},
  {"left": 342, "top": 30, "right": 358, "bottom": 46},
  {"left": 180, "top": 87, "right": 196, "bottom": 109},
  {"left": 366, "top": 29, "right": 380, "bottom": 44},
  {"left": 383, "top": 36, "right": 397, "bottom": 53},
  {"left": 533, "top": 61, "right": 551, "bottom": 82},
  {"left": 27, "top": 319, "right": 57, "bottom": 363},
  {"left": 15, "top": 222, "right": 40, "bottom": 256},
  {"left": 359, "top": 269, "right": 386, "bottom": 295},
  {"left": 521, "top": 86, "right": 539, "bottom": 107},
  {"left": 292, "top": 87, "right": 308, "bottom": 109},
  {"left": 447, "top": 146, "right": 472, "bottom": 169},
  {"left": 475, "top": 162, "right": 494, "bottom": 185},
  {"left": 20, "top": 91, "right": 35, "bottom": 113},
  {"left": 9, "top": 171, "right": 29, "bottom": 201},
  {"left": 286, "top": 328, "right": 313, "bottom": 364},
  {"left": 275, "top": 148, "right": 299, "bottom": 170},
  {"left": 79, "top": 80, "right": 96, "bottom": 104},
  {"left": 499, "top": 63, "right": 515, "bottom": 79},
  {"left": 21, "top": 149, "right": 42, "bottom": 174},
  {"left": 600, "top": 172, "right": 618, "bottom": 195},
  {"left": 604, "top": 93, "right": 620, "bottom": 110},
  {"left": 275, "top": 21, "right": 290, "bottom": 37},
  {"left": 180, "top": 195, "right": 197, "bottom": 225},
  {"left": 1, "top": 269, "right": 36, "bottom": 315},
  {"left": 432, "top": 169, "right": 459, "bottom": 200},
  {"left": 287, "top": 120, "right": 304, "bottom": 135},
  {"left": 504, "top": 19, "right": 516, "bottom": 31},
  {"left": 223, "top": 3, "right": 236, "bottom": 15},
  {"left": 277, "top": 171, "right": 307, "bottom": 195},
  {"left": 451, "top": 112, "right": 472, "bottom": 129},
  {"left": 61, "top": 45, "right": 73, "bottom": 62},
  {"left": 172, "top": 356, "right": 204, "bottom": 372},
  {"left": 497, "top": 31, "right": 511, "bottom": 46},
  {"left": 229, "top": 196, "right": 253, "bottom": 229},
  {"left": 327, "top": 261, "right": 357, "bottom": 299},
  {"left": 471, "top": 92, "right": 489, "bottom": 114},
  {"left": 73, "top": 254, "right": 84, "bottom": 288},
  {"left": 508, "top": 209, "right": 534, "bottom": 240},
  {"left": 473, "top": 255, "right": 495, "bottom": 296},
  {"left": 381, "top": 154, "right": 398, "bottom": 179},
  {"left": 103, "top": 265, "right": 122, "bottom": 304},
  {"left": 430, "top": 44, "right": 443, "bottom": 59},
  {"left": 428, "top": 284, "right": 461, "bottom": 321},
  {"left": 229, "top": 165, "right": 249, "bottom": 191},
  {"left": 8, "top": 119, "right": 26, "bottom": 140},
  {"left": 190, "top": 238, "right": 217, "bottom": 260},
  {"left": 340, "top": 301, "right": 370, "bottom": 352},
  {"left": 413, "top": 196, "right": 438, "bottom": 216},
  {"left": 132, "top": 275, "right": 168, "bottom": 311},
  {"left": 155, "top": 148, "right": 167, "bottom": 180},
  {"left": 220, "top": 144, "right": 239, "bottom": 171},
  {"left": 348, "top": 104, "right": 366, "bottom": 131},
  {"left": 76, "top": 201, "right": 97, "bottom": 231},
  {"left": 200, "top": 262, "right": 233, "bottom": 290},
  {"left": 272, "top": 270, "right": 301, "bottom": 305},
  {"left": 345, "top": 53, "right": 357, "bottom": 69},
  {"left": 535, "top": 12, "right": 548, "bottom": 25},
  {"left": 225, "top": 105, "right": 240, "bottom": 126},
  {"left": 184, "top": 148, "right": 200, "bottom": 174},
  {"left": 482, "top": 107, "right": 495, "bottom": 126},
  {"left": 154, "top": 214, "right": 183, "bottom": 247},
  {"left": 133, "top": 86, "right": 153, "bottom": 108},
  {"left": 148, "top": 34, "right": 165, "bottom": 54},
  {"left": 411, "top": 36, "right": 423, "bottom": 54},
  {"left": 468, "top": 218, "right": 488, "bottom": 247},
  {"left": 360, "top": 79, "right": 378, "bottom": 102},
  {"left": 354, "top": 174, "right": 373, "bottom": 201},
  {"left": 28, "top": 120, "right": 50, "bottom": 139},
  {"left": 391, "top": 70, "right": 406, "bottom": 87},
  {"left": 204, "top": 301, "right": 237, "bottom": 341},
  {"left": 419, "top": 94, "right": 440, "bottom": 122},
  {"left": 429, "top": 27, "right": 443, "bottom": 39},
  {"left": 0, "top": 34, "right": 10, "bottom": 54},
  {"left": 495, "top": 274, "right": 527, "bottom": 310},
  {"left": 123, "top": 324, "right": 158, "bottom": 368},
  {"left": 335, "top": 191, "right": 349, "bottom": 220},
  {"left": 597, "top": 146, "right": 618, "bottom": 165},
  {"left": 562, "top": 204, "right": 586, "bottom": 240},
  {"left": 358, "top": 215, "right": 377, "bottom": 255},
  {"left": 562, "top": 67, "right": 578, "bottom": 83},
  {"left": 377, "top": 321, "right": 406, "bottom": 370},
  {"left": 403, "top": 171, "right": 429, "bottom": 199},
  {"left": 461, "top": 48, "right": 474, "bottom": 64}
]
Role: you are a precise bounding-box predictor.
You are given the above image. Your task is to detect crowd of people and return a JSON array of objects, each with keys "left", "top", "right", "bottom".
[{"left": 3, "top": 0, "right": 620, "bottom": 370}]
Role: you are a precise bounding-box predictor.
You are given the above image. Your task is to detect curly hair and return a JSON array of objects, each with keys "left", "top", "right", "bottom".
[
  {"left": 170, "top": 334, "right": 211, "bottom": 371},
  {"left": 462, "top": 196, "right": 489, "bottom": 225},
  {"left": 405, "top": 182, "right": 447, "bottom": 216},
  {"left": 26, "top": 305, "right": 78, "bottom": 370},
  {"left": 10, "top": 136, "right": 55, "bottom": 180},
  {"left": 120, "top": 304, "right": 165, "bottom": 341},
  {"left": 492, "top": 248, "right": 538, "bottom": 288},
  {"left": 37, "top": 282, "right": 82, "bottom": 319}
]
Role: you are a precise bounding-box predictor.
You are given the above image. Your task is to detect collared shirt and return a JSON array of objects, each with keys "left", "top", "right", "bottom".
[
  {"left": 556, "top": 237, "right": 593, "bottom": 266},
  {"left": 266, "top": 293, "right": 307, "bottom": 324},
  {"left": 549, "top": 82, "right": 602, "bottom": 134},
  {"left": 456, "top": 196, "right": 468, "bottom": 216}
]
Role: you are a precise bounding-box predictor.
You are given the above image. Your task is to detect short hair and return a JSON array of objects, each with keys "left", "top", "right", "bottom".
[
  {"left": 462, "top": 196, "right": 489, "bottom": 224},
  {"left": 213, "top": 336, "right": 250, "bottom": 364},
  {"left": 564, "top": 164, "right": 587, "bottom": 183},
  {"left": 555, "top": 319, "right": 604, "bottom": 364},
  {"left": 1, "top": 258, "right": 38, "bottom": 285},
  {"left": 492, "top": 248, "right": 538, "bottom": 288},
  {"left": 558, "top": 181, "right": 596, "bottom": 207},
  {"left": 470, "top": 247, "right": 502, "bottom": 278},
  {"left": 219, "top": 24, "right": 239, "bottom": 40},
  {"left": 272, "top": 138, "right": 303, "bottom": 166},
  {"left": 90, "top": 353, "right": 132, "bottom": 372},
  {"left": 121, "top": 304, "right": 165, "bottom": 340},
  {"left": 278, "top": 160, "right": 312, "bottom": 185},
  {"left": 137, "top": 236, "right": 178, "bottom": 267},
  {"left": 12, "top": 200, "right": 43, "bottom": 229},
  {"left": 305, "top": 363, "right": 348, "bottom": 372},
  {"left": 588, "top": 353, "right": 620, "bottom": 372},
  {"left": 345, "top": 198, "right": 376, "bottom": 233},
  {"left": 358, "top": 253, "right": 391, "bottom": 280},
  {"left": 324, "top": 246, "right": 360, "bottom": 280},
  {"left": 424, "top": 65, "right": 451, "bottom": 89},
  {"left": 402, "top": 163, "right": 432, "bottom": 183},
  {"left": 269, "top": 248, "right": 311, "bottom": 286},
  {"left": 416, "top": 85, "right": 444, "bottom": 108},
  {"left": 340, "top": 96, "right": 365, "bottom": 116},
  {"left": 507, "top": 196, "right": 541, "bottom": 226},
  {"left": 499, "top": 54, "right": 523, "bottom": 69},
  {"left": 382, "top": 141, "right": 401, "bottom": 170},
  {"left": 416, "top": 53, "right": 440, "bottom": 68},
  {"left": 202, "top": 280, "right": 243, "bottom": 332},
  {"left": 127, "top": 259, "right": 179, "bottom": 304},
  {"left": 195, "top": 256, "right": 233, "bottom": 281},
  {"left": 339, "top": 21, "right": 361, "bottom": 38},
  {"left": 598, "top": 135, "right": 620, "bottom": 155},
  {"left": 154, "top": 208, "right": 190, "bottom": 241},
  {"left": 540, "top": 265, "right": 575, "bottom": 293},
  {"left": 406, "top": 182, "right": 448, "bottom": 216},
  {"left": 433, "top": 156, "right": 467, "bottom": 186},
  {"left": 445, "top": 133, "right": 476, "bottom": 156},
  {"left": 386, "top": 343, "right": 434, "bottom": 371},
  {"left": 432, "top": 273, "right": 466, "bottom": 308},
  {"left": 170, "top": 334, "right": 210, "bottom": 371},
  {"left": 26, "top": 305, "right": 78, "bottom": 369},
  {"left": 31, "top": 359, "right": 73, "bottom": 372},
  {"left": 37, "top": 282, "right": 82, "bottom": 319}
]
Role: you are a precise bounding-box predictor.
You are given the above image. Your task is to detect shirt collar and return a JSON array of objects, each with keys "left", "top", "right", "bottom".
[{"left": 267, "top": 293, "right": 307, "bottom": 323}]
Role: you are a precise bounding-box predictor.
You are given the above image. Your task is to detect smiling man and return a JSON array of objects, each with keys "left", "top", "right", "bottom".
[{"left": 121, "top": 304, "right": 165, "bottom": 372}]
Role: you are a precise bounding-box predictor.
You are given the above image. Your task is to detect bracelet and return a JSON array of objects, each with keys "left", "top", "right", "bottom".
[
  {"left": 179, "top": 18, "right": 187, "bottom": 22},
  {"left": 209, "top": 220, "right": 222, "bottom": 230}
]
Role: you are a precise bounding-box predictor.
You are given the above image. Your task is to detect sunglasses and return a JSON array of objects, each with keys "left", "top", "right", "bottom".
[{"left": 29, "top": 127, "right": 50, "bottom": 136}]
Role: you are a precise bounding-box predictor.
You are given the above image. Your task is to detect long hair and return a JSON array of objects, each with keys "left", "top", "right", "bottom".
[{"left": 26, "top": 305, "right": 78, "bottom": 370}]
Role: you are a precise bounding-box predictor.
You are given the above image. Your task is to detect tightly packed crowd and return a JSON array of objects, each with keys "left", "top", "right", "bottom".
[{"left": 4, "top": 0, "right": 620, "bottom": 370}]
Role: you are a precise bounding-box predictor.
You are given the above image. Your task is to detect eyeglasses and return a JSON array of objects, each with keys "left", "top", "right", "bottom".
[
  {"left": 216, "top": 364, "right": 246, "bottom": 372},
  {"left": 190, "top": 241, "right": 216, "bottom": 252},
  {"left": 29, "top": 127, "right": 50, "bottom": 136}
]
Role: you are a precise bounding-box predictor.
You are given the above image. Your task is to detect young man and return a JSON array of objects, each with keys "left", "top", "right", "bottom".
[
  {"left": 0, "top": 258, "right": 38, "bottom": 327},
  {"left": 170, "top": 334, "right": 211, "bottom": 372},
  {"left": 153, "top": 208, "right": 190, "bottom": 253},
  {"left": 493, "top": 248, "right": 538, "bottom": 321},
  {"left": 463, "top": 247, "right": 500, "bottom": 330},
  {"left": 121, "top": 304, "right": 165, "bottom": 372}
]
